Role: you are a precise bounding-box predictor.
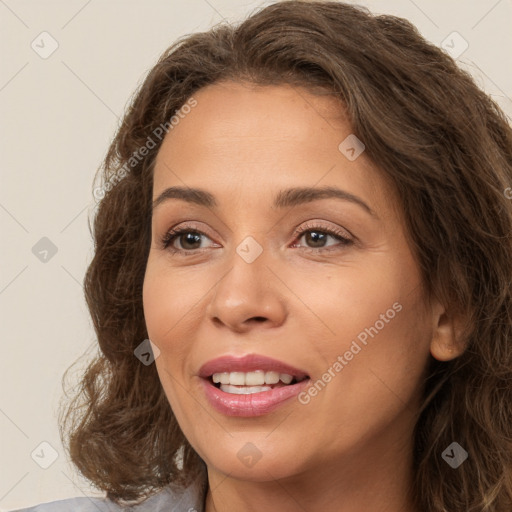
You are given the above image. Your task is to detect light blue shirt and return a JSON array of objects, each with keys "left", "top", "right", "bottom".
[{"left": 9, "top": 472, "right": 207, "bottom": 512}]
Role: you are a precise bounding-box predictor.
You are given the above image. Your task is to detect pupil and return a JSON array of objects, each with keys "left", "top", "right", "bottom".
[
  {"left": 306, "top": 231, "right": 326, "bottom": 247},
  {"left": 179, "top": 231, "right": 327, "bottom": 250},
  {"left": 182, "top": 233, "right": 201, "bottom": 249}
]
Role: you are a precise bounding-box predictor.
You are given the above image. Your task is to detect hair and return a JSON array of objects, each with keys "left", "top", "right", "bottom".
[{"left": 59, "top": 1, "right": 512, "bottom": 510}]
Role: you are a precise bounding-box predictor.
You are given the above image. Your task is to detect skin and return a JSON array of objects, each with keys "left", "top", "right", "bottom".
[{"left": 142, "top": 81, "right": 463, "bottom": 512}]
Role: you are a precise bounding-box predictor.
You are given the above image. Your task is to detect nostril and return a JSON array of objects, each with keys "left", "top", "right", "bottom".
[{"left": 252, "top": 317, "right": 266, "bottom": 322}]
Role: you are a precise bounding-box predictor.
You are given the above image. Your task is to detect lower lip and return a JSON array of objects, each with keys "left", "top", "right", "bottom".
[{"left": 200, "top": 378, "right": 310, "bottom": 417}]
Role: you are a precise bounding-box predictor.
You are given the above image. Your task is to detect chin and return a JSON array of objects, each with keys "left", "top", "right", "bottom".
[{"left": 196, "top": 436, "right": 306, "bottom": 481}]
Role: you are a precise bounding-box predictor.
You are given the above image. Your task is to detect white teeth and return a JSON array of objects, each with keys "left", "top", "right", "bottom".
[
  {"left": 280, "top": 373, "right": 293, "bottom": 384},
  {"left": 230, "top": 372, "right": 246, "bottom": 386},
  {"left": 265, "top": 371, "right": 280, "bottom": 384},
  {"left": 212, "top": 372, "right": 230, "bottom": 384},
  {"left": 211, "top": 370, "right": 295, "bottom": 386},
  {"left": 220, "top": 384, "right": 272, "bottom": 394},
  {"left": 245, "top": 370, "right": 265, "bottom": 386}
]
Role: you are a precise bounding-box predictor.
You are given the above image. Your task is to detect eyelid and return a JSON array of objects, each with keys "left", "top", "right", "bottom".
[
  {"left": 159, "top": 221, "right": 216, "bottom": 250},
  {"left": 160, "top": 220, "right": 355, "bottom": 253},
  {"left": 292, "top": 220, "right": 353, "bottom": 242}
]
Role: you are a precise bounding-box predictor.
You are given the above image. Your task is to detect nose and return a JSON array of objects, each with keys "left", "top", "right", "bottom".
[{"left": 206, "top": 248, "right": 287, "bottom": 334}]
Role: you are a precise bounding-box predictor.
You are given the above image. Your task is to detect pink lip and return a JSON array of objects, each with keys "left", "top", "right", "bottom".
[
  {"left": 198, "top": 354, "right": 308, "bottom": 380},
  {"left": 197, "top": 354, "right": 310, "bottom": 417},
  {"left": 200, "top": 378, "right": 310, "bottom": 417}
]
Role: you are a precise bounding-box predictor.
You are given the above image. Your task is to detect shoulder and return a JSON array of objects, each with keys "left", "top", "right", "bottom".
[
  {"left": 9, "top": 496, "right": 119, "bottom": 512},
  {"left": 9, "top": 475, "right": 207, "bottom": 512}
]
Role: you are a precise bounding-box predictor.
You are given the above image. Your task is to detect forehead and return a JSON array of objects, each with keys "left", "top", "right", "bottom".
[
  {"left": 157, "top": 81, "right": 346, "bottom": 156},
  {"left": 152, "top": 81, "right": 397, "bottom": 220}
]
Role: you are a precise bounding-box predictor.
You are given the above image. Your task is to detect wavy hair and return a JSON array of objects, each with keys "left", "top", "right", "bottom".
[{"left": 59, "top": 1, "right": 512, "bottom": 510}]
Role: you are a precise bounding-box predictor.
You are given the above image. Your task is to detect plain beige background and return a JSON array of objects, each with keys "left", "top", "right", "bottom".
[{"left": 1, "top": 0, "right": 511, "bottom": 509}]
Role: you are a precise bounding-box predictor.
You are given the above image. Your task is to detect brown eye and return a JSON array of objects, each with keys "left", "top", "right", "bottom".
[
  {"left": 161, "top": 228, "right": 212, "bottom": 252},
  {"left": 301, "top": 230, "right": 329, "bottom": 248},
  {"left": 293, "top": 223, "right": 353, "bottom": 251}
]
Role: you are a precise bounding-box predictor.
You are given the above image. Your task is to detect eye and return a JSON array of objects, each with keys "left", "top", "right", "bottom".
[
  {"left": 160, "top": 221, "right": 354, "bottom": 255},
  {"left": 291, "top": 221, "right": 353, "bottom": 251},
  {"left": 160, "top": 225, "right": 215, "bottom": 254}
]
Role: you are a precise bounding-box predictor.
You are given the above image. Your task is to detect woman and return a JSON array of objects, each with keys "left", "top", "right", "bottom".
[{"left": 13, "top": 1, "right": 512, "bottom": 511}]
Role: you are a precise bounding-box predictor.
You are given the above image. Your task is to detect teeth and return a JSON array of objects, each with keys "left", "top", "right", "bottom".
[
  {"left": 246, "top": 370, "right": 265, "bottom": 386},
  {"left": 280, "top": 373, "right": 293, "bottom": 384},
  {"left": 265, "top": 371, "right": 280, "bottom": 384},
  {"left": 230, "top": 372, "right": 245, "bottom": 386},
  {"left": 211, "top": 370, "right": 295, "bottom": 386},
  {"left": 220, "top": 384, "right": 272, "bottom": 394},
  {"left": 219, "top": 373, "right": 230, "bottom": 384}
]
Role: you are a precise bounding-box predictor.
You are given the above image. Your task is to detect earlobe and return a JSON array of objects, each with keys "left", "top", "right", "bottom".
[{"left": 429, "top": 302, "right": 466, "bottom": 362}]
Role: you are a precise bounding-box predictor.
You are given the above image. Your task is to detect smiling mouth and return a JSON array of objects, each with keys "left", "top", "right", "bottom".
[{"left": 208, "top": 370, "right": 309, "bottom": 395}]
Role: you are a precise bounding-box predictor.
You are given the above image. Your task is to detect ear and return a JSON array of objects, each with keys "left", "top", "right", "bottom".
[{"left": 429, "top": 300, "right": 466, "bottom": 361}]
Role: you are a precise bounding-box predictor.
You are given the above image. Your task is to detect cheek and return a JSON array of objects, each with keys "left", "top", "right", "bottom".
[
  {"left": 142, "top": 257, "right": 215, "bottom": 410},
  {"left": 142, "top": 263, "right": 196, "bottom": 422},
  {"left": 279, "top": 256, "right": 405, "bottom": 348},
  {"left": 293, "top": 249, "right": 431, "bottom": 403},
  {"left": 315, "top": 278, "right": 431, "bottom": 423},
  {"left": 142, "top": 256, "right": 207, "bottom": 344},
  {"left": 143, "top": 276, "right": 169, "bottom": 346}
]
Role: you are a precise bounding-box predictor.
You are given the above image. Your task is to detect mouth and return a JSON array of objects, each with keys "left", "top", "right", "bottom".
[
  {"left": 209, "top": 370, "right": 308, "bottom": 395},
  {"left": 198, "top": 354, "right": 311, "bottom": 416}
]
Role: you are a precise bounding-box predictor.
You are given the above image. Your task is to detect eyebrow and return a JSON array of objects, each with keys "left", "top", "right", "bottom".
[{"left": 152, "top": 185, "right": 376, "bottom": 216}]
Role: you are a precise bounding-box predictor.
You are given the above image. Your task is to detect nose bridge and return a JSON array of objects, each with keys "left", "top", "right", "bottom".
[
  {"left": 235, "top": 232, "right": 266, "bottom": 265},
  {"left": 206, "top": 230, "right": 286, "bottom": 330},
  {"left": 220, "top": 231, "right": 271, "bottom": 302}
]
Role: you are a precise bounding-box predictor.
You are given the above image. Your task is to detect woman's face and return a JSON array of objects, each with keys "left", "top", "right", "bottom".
[{"left": 143, "top": 81, "right": 439, "bottom": 483}]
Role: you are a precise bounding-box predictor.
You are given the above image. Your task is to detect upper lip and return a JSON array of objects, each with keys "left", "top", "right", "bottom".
[{"left": 198, "top": 354, "right": 309, "bottom": 380}]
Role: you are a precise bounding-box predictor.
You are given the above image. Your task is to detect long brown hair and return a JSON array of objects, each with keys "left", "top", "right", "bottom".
[{"left": 59, "top": 1, "right": 512, "bottom": 510}]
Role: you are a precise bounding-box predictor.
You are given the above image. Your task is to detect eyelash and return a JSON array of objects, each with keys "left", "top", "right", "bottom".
[{"left": 160, "top": 221, "right": 354, "bottom": 255}]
